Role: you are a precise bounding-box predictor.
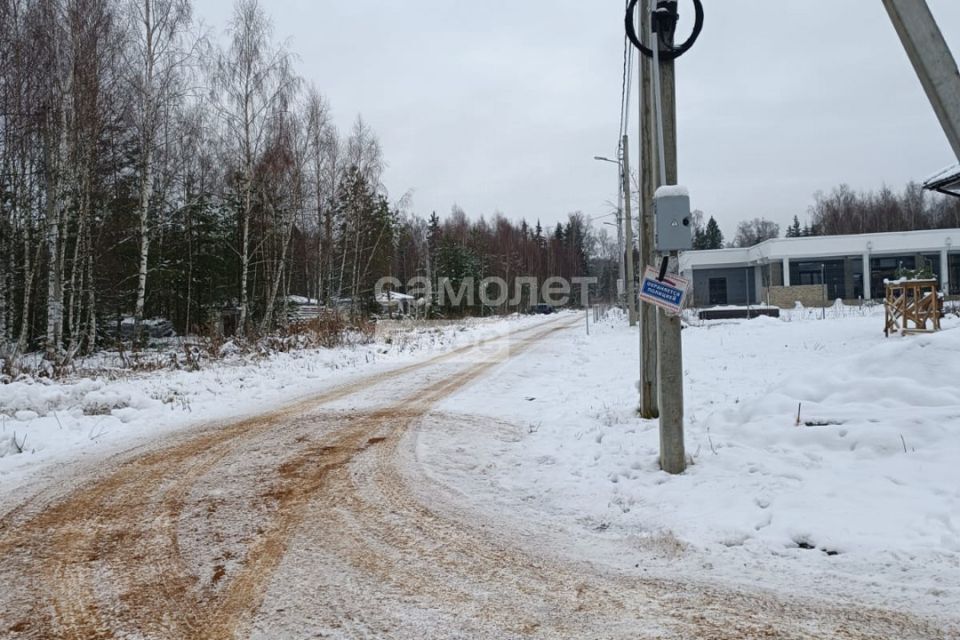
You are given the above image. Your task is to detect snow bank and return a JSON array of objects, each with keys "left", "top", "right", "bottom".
[
  {"left": 422, "top": 308, "right": 960, "bottom": 613},
  {"left": 0, "top": 314, "right": 548, "bottom": 487}
]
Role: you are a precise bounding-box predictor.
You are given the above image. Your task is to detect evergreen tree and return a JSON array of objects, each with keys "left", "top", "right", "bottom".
[
  {"left": 333, "top": 166, "right": 395, "bottom": 312},
  {"left": 427, "top": 211, "right": 441, "bottom": 252},
  {"left": 786, "top": 215, "right": 802, "bottom": 238},
  {"left": 693, "top": 226, "right": 708, "bottom": 250},
  {"left": 435, "top": 241, "right": 481, "bottom": 314},
  {"left": 703, "top": 217, "right": 724, "bottom": 249}
]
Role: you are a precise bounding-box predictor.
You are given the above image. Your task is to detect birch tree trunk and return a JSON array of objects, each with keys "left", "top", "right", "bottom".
[
  {"left": 260, "top": 203, "right": 293, "bottom": 333},
  {"left": 238, "top": 172, "right": 252, "bottom": 333},
  {"left": 0, "top": 223, "right": 7, "bottom": 344},
  {"left": 85, "top": 219, "right": 96, "bottom": 351},
  {"left": 17, "top": 224, "right": 38, "bottom": 355},
  {"left": 134, "top": 144, "right": 154, "bottom": 334},
  {"left": 129, "top": 0, "right": 191, "bottom": 335},
  {"left": 45, "top": 152, "right": 64, "bottom": 355}
]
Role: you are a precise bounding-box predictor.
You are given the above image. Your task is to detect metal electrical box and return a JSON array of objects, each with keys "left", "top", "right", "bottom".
[{"left": 654, "top": 187, "right": 693, "bottom": 252}]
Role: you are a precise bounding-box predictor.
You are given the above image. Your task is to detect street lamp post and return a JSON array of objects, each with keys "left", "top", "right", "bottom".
[
  {"left": 594, "top": 155, "right": 627, "bottom": 310},
  {"left": 821, "top": 263, "right": 827, "bottom": 319},
  {"left": 602, "top": 221, "right": 621, "bottom": 304},
  {"left": 594, "top": 147, "right": 639, "bottom": 327}
]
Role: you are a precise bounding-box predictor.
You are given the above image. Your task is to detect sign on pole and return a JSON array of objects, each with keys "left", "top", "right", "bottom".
[{"left": 639, "top": 266, "right": 689, "bottom": 314}]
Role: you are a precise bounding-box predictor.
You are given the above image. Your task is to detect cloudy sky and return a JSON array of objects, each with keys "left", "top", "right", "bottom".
[{"left": 193, "top": 1, "right": 960, "bottom": 238}]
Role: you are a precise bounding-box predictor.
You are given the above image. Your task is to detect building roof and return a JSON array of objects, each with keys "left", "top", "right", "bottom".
[
  {"left": 376, "top": 291, "right": 415, "bottom": 304},
  {"left": 680, "top": 228, "right": 959, "bottom": 271},
  {"left": 924, "top": 162, "right": 960, "bottom": 197}
]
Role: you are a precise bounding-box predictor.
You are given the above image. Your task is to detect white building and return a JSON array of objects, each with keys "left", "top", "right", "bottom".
[
  {"left": 679, "top": 228, "right": 959, "bottom": 307},
  {"left": 376, "top": 291, "right": 416, "bottom": 316}
]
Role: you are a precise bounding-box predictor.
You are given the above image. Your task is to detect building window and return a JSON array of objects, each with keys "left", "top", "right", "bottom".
[
  {"left": 708, "top": 278, "right": 728, "bottom": 306},
  {"left": 871, "top": 255, "right": 916, "bottom": 298},
  {"left": 791, "top": 260, "right": 847, "bottom": 300},
  {"left": 921, "top": 254, "right": 943, "bottom": 281}
]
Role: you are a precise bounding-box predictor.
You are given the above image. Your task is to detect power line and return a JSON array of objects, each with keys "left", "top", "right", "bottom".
[
  {"left": 617, "top": 0, "right": 632, "bottom": 158},
  {"left": 622, "top": 5, "right": 635, "bottom": 140}
]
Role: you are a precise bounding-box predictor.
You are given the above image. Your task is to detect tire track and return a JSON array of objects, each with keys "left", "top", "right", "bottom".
[
  {"left": 0, "top": 318, "right": 574, "bottom": 639},
  {"left": 0, "top": 315, "right": 951, "bottom": 639}
]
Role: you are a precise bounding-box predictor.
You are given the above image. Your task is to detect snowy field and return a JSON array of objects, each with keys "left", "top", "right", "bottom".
[
  {"left": 2, "top": 305, "right": 958, "bottom": 624},
  {"left": 423, "top": 305, "right": 960, "bottom": 619},
  {"left": 0, "top": 314, "right": 548, "bottom": 491}
]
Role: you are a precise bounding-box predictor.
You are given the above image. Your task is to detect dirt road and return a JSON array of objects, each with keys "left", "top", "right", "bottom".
[{"left": 0, "top": 318, "right": 952, "bottom": 639}]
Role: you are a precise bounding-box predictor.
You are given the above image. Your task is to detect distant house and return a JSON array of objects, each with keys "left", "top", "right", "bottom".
[
  {"left": 286, "top": 296, "right": 323, "bottom": 322},
  {"left": 679, "top": 228, "right": 959, "bottom": 308},
  {"left": 376, "top": 291, "right": 415, "bottom": 317}
]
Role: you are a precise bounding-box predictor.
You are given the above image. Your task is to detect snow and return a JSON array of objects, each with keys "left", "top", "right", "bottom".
[
  {"left": 884, "top": 276, "right": 939, "bottom": 285},
  {"left": 420, "top": 305, "right": 960, "bottom": 616},
  {"left": 0, "top": 314, "right": 547, "bottom": 490},
  {"left": 654, "top": 184, "right": 689, "bottom": 198},
  {"left": 697, "top": 304, "right": 779, "bottom": 311},
  {"left": 4, "top": 305, "right": 959, "bottom": 618},
  {"left": 924, "top": 161, "right": 960, "bottom": 186},
  {"left": 376, "top": 291, "right": 416, "bottom": 302}
]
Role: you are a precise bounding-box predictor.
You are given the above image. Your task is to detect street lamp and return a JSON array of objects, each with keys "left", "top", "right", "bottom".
[
  {"left": 821, "top": 263, "right": 827, "bottom": 320},
  {"left": 947, "top": 238, "right": 953, "bottom": 295},
  {"left": 594, "top": 155, "right": 626, "bottom": 309}
]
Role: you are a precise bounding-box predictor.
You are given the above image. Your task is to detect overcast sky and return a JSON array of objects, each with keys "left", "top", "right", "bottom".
[{"left": 193, "top": 0, "right": 960, "bottom": 239}]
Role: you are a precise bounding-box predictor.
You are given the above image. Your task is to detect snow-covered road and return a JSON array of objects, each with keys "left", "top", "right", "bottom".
[{"left": 0, "top": 312, "right": 956, "bottom": 639}]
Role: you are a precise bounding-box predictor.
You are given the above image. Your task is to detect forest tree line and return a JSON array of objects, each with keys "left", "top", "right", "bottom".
[
  {"left": 720, "top": 182, "right": 960, "bottom": 249},
  {"left": 794, "top": 182, "right": 960, "bottom": 238},
  {"left": 0, "top": 0, "right": 607, "bottom": 361}
]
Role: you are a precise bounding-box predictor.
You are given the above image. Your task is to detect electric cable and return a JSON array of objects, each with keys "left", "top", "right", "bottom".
[
  {"left": 618, "top": 31, "right": 631, "bottom": 145},
  {"left": 617, "top": 3, "right": 631, "bottom": 152},
  {"left": 623, "top": 30, "right": 634, "bottom": 138},
  {"left": 625, "top": 0, "right": 703, "bottom": 61}
]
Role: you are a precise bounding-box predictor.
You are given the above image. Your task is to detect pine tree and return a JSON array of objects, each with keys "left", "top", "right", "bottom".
[
  {"left": 692, "top": 221, "right": 708, "bottom": 250},
  {"left": 786, "top": 215, "right": 802, "bottom": 238},
  {"left": 703, "top": 217, "right": 724, "bottom": 249},
  {"left": 427, "top": 212, "right": 441, "bottom": 254}
]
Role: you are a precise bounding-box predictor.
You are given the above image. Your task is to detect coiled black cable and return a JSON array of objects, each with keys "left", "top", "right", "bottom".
[{"left": 625, "top": 0, "right": 704, "bottom": 61}]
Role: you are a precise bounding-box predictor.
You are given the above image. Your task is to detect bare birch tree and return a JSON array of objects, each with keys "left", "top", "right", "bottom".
[
  {"left": 124, "top": 0, "right": 192, "bottom": 339},
  {"left": 213, "top": 0, "right": 291, "bottom": 334},
  {"left": 303, "top": 86, "right": 334, "bottom": 305}
]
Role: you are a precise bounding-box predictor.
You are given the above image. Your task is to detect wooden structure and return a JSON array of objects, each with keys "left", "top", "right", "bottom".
[{"left": 884, "top": 279, "right": 941, "bottom": 336}]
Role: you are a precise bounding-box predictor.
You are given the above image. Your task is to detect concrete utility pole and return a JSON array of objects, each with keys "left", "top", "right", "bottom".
[
  {"left": 651, "top": 1, "right": 685, "bottom": 474},
  {"left": 883, "top": 0, "right": 960, "bottom": 161},
  {"left": 621, "top": 135, "right": 638, "bottom": 326},
  {"left": 638, "top": 0, "right": 659, "bottom": 419},
  {"left": 616, "top": 175, "right": 626, "bottom": 306}
]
